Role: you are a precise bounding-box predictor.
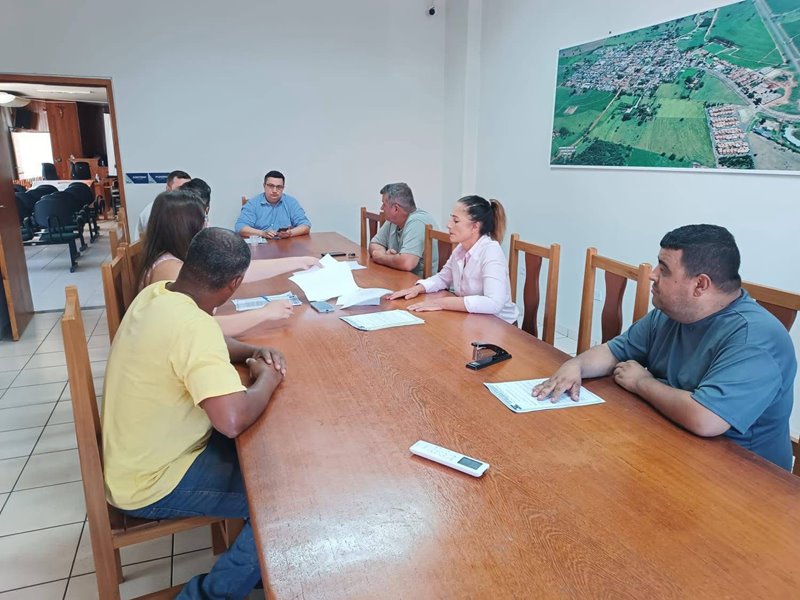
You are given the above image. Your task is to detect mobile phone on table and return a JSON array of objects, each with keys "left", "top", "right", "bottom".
[
  {"left": 277, "top": 227, "right": 289, "bottom": 232},
  {"left": 310, "top": 300, "right": 335, "bottom": 313}
]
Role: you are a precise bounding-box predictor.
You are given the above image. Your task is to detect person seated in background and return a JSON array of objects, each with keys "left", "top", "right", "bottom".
[
  {"left": 532, "top": 224, "right": 796, "bottom": 471},
  {"left": 181, "top": 177, "right": 212, "bottom": 220},
  {"left": 137, "top": 169, "right": 190, "bottom": 236},
  {"left": 104, "top": 228, "right": 284, "bottom": 598},
  {"left": 369, "top": 182, "right": 439, "bottom": 277},
  {"left": 235, "top": 170, "right": 311, "bottom": 239},
  {"left": 138, "top": 190, "right": 319, "bottom": 336},
  {"left": 389, "top": 196, "right": 518, "bottom": 324}
]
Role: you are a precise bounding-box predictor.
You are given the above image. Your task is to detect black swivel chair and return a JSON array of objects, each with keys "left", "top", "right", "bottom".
[
  {"left": 42, "top": 162, "right": 58, "bottom": 180},
  {"left": 66, "top": 182, "right": 99, "bottom": 241},
  {"left": 15, "top": 193, "right": 35, "bottom": 242},
  {"left": 71, "top": 161, "right": 91, "bottom": 180},
  {"left": 33, "top": 194, "right": 83, "bottom": 272},
  {"left": 28, "top": 184, "right": 58, "bottom": 202}
]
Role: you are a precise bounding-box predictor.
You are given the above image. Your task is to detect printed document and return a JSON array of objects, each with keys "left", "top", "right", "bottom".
[
  {"left": 484, "top": 379, "right": 605, "bottom": 413},
  {"left": 336, "top": 288, "right": 392, "bottom": 308},
  {"left": 289, "top": 256, "right": 358, "bottom": 301},
  {"left": 232, "top": 292, "right": 302, "bottom": 312},
  {"left": 340, "top": 310, "right": 425, "bottom": 331}
]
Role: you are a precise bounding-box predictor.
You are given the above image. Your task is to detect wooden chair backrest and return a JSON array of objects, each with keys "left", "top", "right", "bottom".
[
  {"left": 508, "top": 234, "right": 560, "bottom": 345},
  {"left": 117, "top": 207, "right": 129, "bottom": 241},
  {"left": 101, "top": 252, "right": 127, "bottom": 342},
  {"left": 241, "top": 195, "right": 248, "bottom": 206},
  {"left": 119, "top": 239, "right": 145, "bottom": 309},
  {"left": 360, "top": 207, "right": 385, "bottom": 249},
  {"left": 577, "top": 247, "right": 652, "bottom": 354},
  {"left": 61, "top": 286, "right": 121, "bottom": 598},
  {"left": 108, "top": 222, "right": 127, "bottom": 259},
  {"left": 741, "top": 281, "right": 800, "bottom": 332},
  {"left": 423, "top": 224, "right": 455, "bottom": 279}
]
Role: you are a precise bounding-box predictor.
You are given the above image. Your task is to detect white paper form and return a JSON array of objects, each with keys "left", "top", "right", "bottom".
[
  {"left": 289, "top": 256, "right": 358, "bottom": 302},
  {"left": 345, "top": 261, "right": 367, "bottom": 271},
  {"left": 336, "top": 288, "right": 392, "bottom": 308},
  {"left": 340, "top": 310, "right": 425, "bottom": 331},
  {"left": 232, "top": 292, "right": 302, "bottom": 312},
  {"left": 484, "top": 379, "right": 605, "bottom": 413}
]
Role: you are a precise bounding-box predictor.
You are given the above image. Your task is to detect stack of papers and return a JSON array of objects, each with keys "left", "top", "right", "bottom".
[
  {"left": 484, "top": 379, "right": 605, "bottom": 413},
  {"left": 289, "top": 254, "right": 358, "bottom": 301},
  {"left": 336, "top": 288, "right": 392, "bottom": 309},
  {"left": 232, "top": 292, "right": 302, "bottom": 312},
  {"left": 340, "top": 310, "right": 425, "bottom": 331},
  {"left": 245, "top": 236, "right": 267, "bottom": 245}
]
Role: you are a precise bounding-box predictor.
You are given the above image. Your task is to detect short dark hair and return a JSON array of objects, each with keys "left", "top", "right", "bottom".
[
  {"left": 379, "top": 182, "right": 415, "bottom": 212},
  {"left": 167, "top": 170, "right": 190, "bottom": 185},
  {"left": 181, "top": 228, "right": 251, "bottom": 290},
  {"left": 660, "top": 224, "right": 741, "bottom": 293},
  {"left": 263, "top": 170, "right": 285, "bottom": 184},
  {"left": 181, "top": 178, "right": 211, "bottom": 208}
]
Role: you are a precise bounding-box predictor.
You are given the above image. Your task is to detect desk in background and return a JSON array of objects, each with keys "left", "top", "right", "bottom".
[{"left": 231, "top": 232, "right": 800, "bottom": 599}]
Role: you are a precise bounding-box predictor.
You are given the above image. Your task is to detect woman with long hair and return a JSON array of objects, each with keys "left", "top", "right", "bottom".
[
  {"left": 137, "top": 190, "right": 319, "bottom": 336},
  {"left": 388, "top": 195, "right": 518, "bottom": 324}
]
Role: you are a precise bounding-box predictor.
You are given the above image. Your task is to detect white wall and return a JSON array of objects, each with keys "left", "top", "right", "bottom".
[
  {"left": 464, "top": 0, "right": 800, "bottom": 437},
  {"left": 0, "top": 0, "right": 446, "bottom": 241}
]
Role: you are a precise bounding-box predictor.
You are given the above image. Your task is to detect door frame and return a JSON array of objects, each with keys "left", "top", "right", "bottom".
[{"left": 0, "top": 73, "right": 128, "bottom": 229}]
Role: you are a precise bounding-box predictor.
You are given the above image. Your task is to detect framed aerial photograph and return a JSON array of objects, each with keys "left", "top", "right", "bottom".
[{"left": 551, "top": 0, "right": 800, "bottom": 173}]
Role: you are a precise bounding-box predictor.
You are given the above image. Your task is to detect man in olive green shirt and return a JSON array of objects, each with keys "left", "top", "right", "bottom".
[{"left": 369, "top": 182, "right": 439, "bottom": 277}]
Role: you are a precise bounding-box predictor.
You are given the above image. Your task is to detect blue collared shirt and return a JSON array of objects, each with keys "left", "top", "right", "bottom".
[{"left": 234, "top": 193, "right": 311, "bottom": 232}]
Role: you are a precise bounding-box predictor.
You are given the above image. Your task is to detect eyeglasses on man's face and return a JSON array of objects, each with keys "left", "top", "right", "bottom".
[{"left": 265, "top": 184, "right": 285, "bottom": 191}]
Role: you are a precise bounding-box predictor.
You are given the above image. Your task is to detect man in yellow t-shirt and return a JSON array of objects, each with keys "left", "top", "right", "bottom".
[{"left": 103, "top": 227, "right": 285, "bottom": 599}]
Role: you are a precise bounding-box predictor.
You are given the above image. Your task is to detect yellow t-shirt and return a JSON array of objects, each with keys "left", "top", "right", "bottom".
[{"left": 102, "top": 281, "right": 246, "bottom": 510}]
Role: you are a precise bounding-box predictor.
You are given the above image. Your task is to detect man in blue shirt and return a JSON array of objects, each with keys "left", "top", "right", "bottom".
[
  {"left": 532, "top": 224, "right": 796, "bottom": 471},
  {"left": 235, "top": 170, "right": 311, "bottom": 239}
]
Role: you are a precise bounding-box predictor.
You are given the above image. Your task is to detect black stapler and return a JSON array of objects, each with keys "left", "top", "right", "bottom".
[{"left": 466, "top": 342, "right": 511, "bottom": 370}]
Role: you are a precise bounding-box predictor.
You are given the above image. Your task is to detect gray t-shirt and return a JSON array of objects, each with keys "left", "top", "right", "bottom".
[
  {"left": 371, "top": 209, "right": 439, "bottom": 277},
  {"left": 607, "top": 290, "right": 796, "bottom": 471}
]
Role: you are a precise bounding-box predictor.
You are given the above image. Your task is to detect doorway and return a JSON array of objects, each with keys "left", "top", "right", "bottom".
[{"left": 0, "top": 74, "right": 127, "bottom": 334}]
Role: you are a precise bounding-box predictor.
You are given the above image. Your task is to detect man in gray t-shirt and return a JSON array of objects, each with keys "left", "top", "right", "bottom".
[
  {"left": 531, "top": 224, "right": 796, "bottom": 471},
  {"left": 369, "top": 183, "right": 438, "bottom": 277}
]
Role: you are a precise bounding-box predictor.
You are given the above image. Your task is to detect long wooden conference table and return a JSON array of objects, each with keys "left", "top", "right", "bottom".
[{"left": 229, "top": 232, "right": 800, "bottom": 599}]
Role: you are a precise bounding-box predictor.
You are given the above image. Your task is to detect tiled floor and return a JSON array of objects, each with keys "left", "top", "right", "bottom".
[
  {"left": 0, "top": 311, "right": 241, "bottom": 599},
  {"left": 25, "top": 220, "right": 113, "bottom": 312}
]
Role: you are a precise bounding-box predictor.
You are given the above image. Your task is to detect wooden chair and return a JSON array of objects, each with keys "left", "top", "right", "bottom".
[
  {"left": 422, "top": 224, "right": 455, "bottom": 278},
  {"left": 61, "top": 286, "right": 239, "bottom": 600},
  {"left": 117, "top": 206, "right": 129, "bottom": 240},
  {"left": 576, "top": 248, "right": 652, "bottom": 354},
  {"left": 508, "top": 234, "right": 560, "bottom": 345},
  {"left": 109, "top": 221, "right": 128, "bottom": 260},
  {"left": 101, "top": 252, "right": 127, "bottom": 343},
  {"left": 360, "top": 207, "right": 385, "bottom": 249},
  {"left": 241, "top": 195, "right": 248, "bottom": 207},
  {"left": 119, "top": 239, "right": 145, "bottom": 308},
  {"left": 793, "top": 440, "right": 800, "bottom": 477},
  {"left": 741, "top": 281, "right": 800, "bottom": 332}
]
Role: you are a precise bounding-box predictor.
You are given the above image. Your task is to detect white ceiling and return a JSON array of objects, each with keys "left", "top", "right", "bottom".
[{"left": 0, "top": 82, "right": 107, "bottom": 104}]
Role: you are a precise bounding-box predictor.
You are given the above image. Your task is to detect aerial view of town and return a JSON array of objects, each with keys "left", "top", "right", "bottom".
[{"left": 551, "top": 0, "right": 800, "bottom": 171}]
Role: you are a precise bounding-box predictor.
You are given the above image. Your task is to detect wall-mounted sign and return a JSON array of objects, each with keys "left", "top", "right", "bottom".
[{"left": 125, "top": 172, "right": 150, "bottom": 184}]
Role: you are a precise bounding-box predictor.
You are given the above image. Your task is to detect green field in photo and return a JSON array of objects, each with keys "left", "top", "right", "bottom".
[{"left": 709, "top": 1, "right": 782, "bottom": 69}]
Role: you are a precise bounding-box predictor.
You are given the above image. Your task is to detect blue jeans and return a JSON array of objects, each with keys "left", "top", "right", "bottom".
[{"left": 121, "top": 431, "right": 261, "bottom": 599}]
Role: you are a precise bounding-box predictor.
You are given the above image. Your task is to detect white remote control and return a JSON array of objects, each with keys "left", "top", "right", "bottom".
[{"left": 409, "top": 440, "right": 489, "bottom": 477}]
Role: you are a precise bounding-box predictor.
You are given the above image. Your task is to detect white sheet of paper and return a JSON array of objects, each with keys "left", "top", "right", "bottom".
[
  {"left": 289, "top": 260, "right": 357, "bottom": 302},
  {"left": 484, "top": 379, "right": 605, "bottom": 413},
  {"left": 232, "top": 292, "right": 301, "bottom": 311},
  {"left": 346, "top": 261, "right": 367, "bottom": 271},
  {"left": 336, "top": 288, "right": 392, "bottom": 308},
  {"left": 340, "top": 310, "right": 425, "bottom": 331}
]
